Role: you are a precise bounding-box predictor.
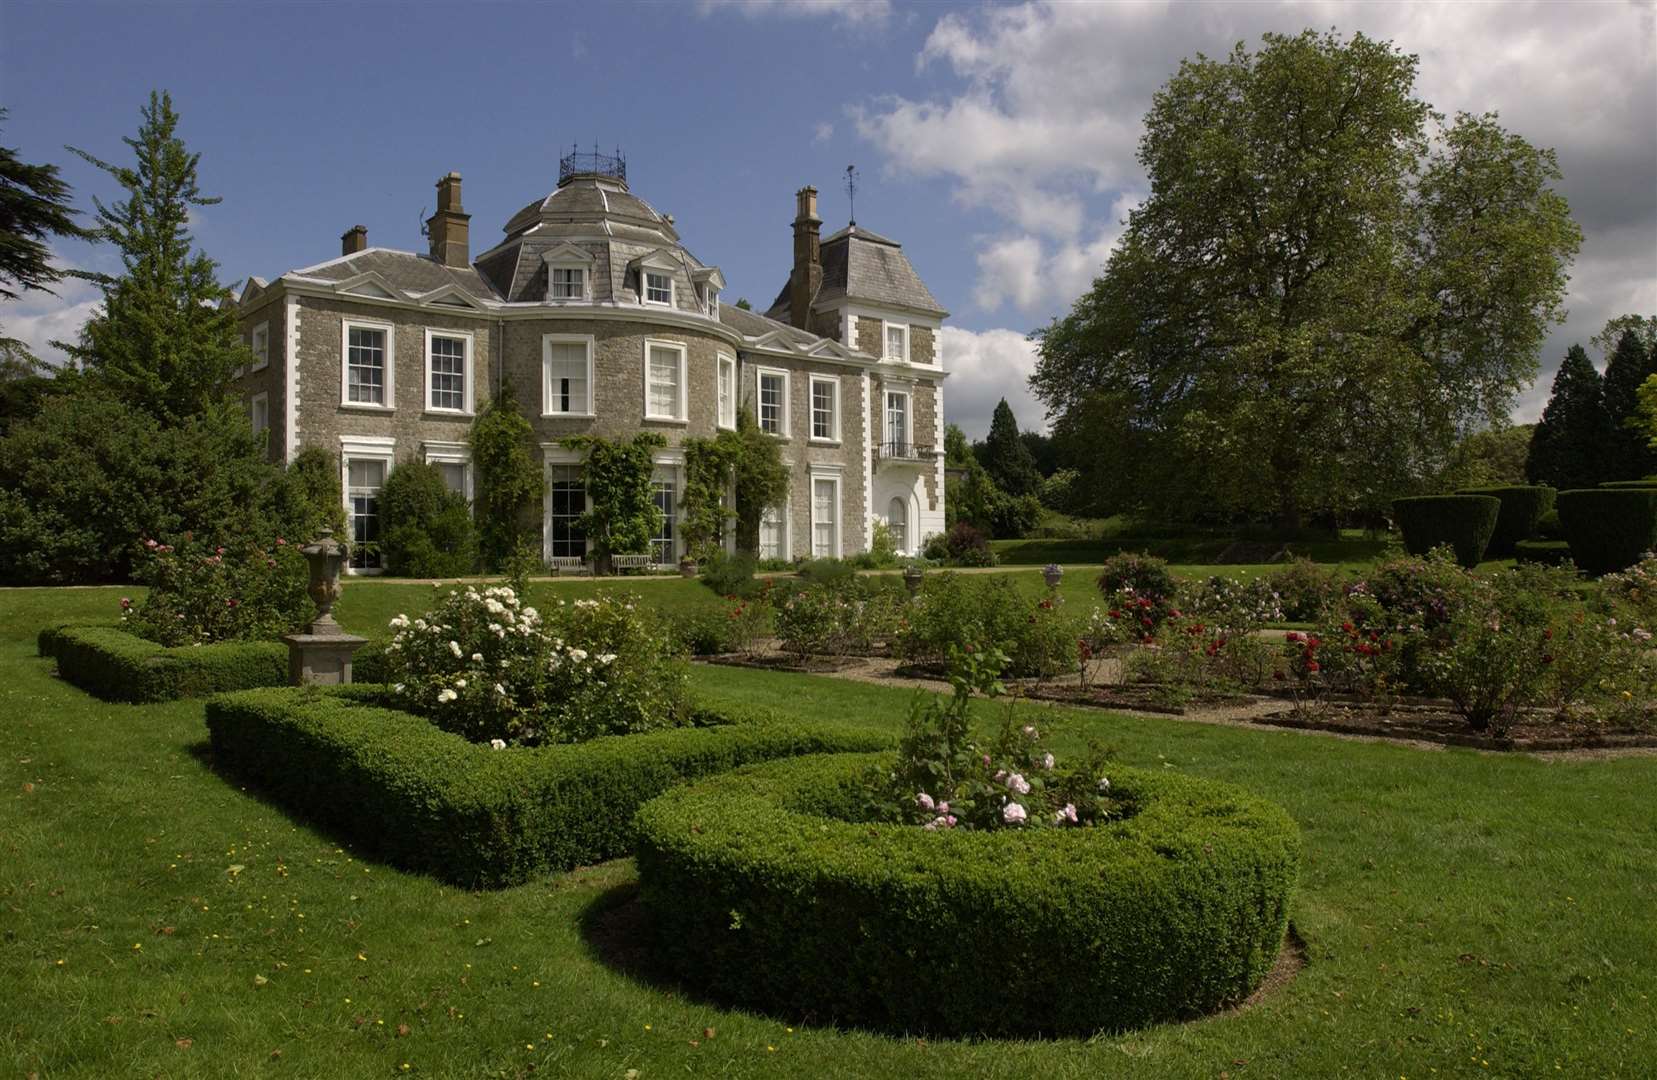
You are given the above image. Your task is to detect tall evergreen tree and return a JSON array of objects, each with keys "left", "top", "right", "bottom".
[
  {"left": 64, "top": 91, "right": 248, "bottom": 422},
  {"left": 1601, "top": 329, "right": 1657, "bottom": 480},
  {"left": 1525, "top": 346, "right": 1611, "bottom": 490},
  {"left": 980, "top": 398, "right": 1041, "bottom": 497},
  {"left": 0, "top": 107, "right": 93, "bottom": 370}
]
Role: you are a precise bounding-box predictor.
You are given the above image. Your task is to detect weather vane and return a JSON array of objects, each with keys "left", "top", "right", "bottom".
[{"left": 844, "top": 164, "right": 859, "bottom": 226}]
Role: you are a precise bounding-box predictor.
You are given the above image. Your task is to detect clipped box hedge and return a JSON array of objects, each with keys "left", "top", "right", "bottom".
[
  {"left": 634, "top": 753, "right": 1300, "bottom": 1038},
  {"left": 1392, "top": 495, "right": 1501, "bottom": 568},
  {"left": 204, "top": 687, "right": 892, "bottom": 888},
  {"left": 1456, "top": 485, "right": 1556, "bottom": 558},
  {"left": 1513, "top": 539, "right": 1573, "bottom": 566},
  {"left": 38, "top": 624, "right": 288, "bottom": 703},
  {"left": 1557, "top": 488, "right": 1657, "bottom": 575},
  {"left": 1600, "top": 479, "right": 1657, "bottom": 489}
]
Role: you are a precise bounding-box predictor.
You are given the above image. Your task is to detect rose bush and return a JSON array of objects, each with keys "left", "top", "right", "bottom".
[{"left": 124, "top": 534, "right": 308, "bottom": 647}]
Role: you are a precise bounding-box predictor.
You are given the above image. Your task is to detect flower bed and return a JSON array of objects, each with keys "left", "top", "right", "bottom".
[
  {"left": 203, "top": 686, "right": 891, "bottom": 888},
  {"left": 38, "top": 624, "right": 287, "bottom": 703},
  {"left": 634, "top": 752, "right": 1299, "bottom": 1037}
]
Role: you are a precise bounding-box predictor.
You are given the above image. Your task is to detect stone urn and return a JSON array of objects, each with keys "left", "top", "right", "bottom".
[
  {"left": 903, "top": 564, "right": 926, "bottom": 598},
  {"left": 1043, "top": 563, "right": 1064, "bottom": 589},
  {"left": 283, "top": 528, "right": 367, "bottom": 685},
  {"left": 678, "top": 556, "right": 698, "bottom": 579}
]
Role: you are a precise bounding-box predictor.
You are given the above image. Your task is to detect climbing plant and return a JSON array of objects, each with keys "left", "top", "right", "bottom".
[{"left": 562, "top": 432, "right": 665, "bottom": 572}]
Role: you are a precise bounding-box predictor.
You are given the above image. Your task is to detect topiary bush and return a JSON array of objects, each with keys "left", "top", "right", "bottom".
[
  {"left": 1514, "top": 539, "right": 1573, "bottom": 566},
  {"left": 1391, "top": 495, "right": 1501, "bottom": 568},
  {"left": 1557, "top": 488, "right": 1657, "bottom": 575},
  {"left": 379, "top": 458, "right": 477, "bottom": 577},
  {"left": 1455, "top": 485, "right": 1557, "bottom": 558},
  {"left": 39, "top": 624, "right": 287, "bottom": 703},
  {"left": 1534, "top": 508, "right": 1564, "bottom": 540},
  {"left": 633, "top": 752, "right": 1299, "bottom": 1037},
  {"left": 204, "top": 688, "right": 892, "bottom": 888}
]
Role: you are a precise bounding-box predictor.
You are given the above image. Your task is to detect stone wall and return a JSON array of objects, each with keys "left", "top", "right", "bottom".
[{"left": 233, "top": 296, "right": 288, "bottom": 461}]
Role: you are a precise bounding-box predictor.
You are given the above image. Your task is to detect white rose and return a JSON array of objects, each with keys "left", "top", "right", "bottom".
[
  {"left": 448, "top": 641, "right": 462, "bottom": 658},
  {"left": 436, "top": 689, "right": 457, "bottom": 704},
  {"left": 490, "top": 738, "right": 506, "bottom": 750}
]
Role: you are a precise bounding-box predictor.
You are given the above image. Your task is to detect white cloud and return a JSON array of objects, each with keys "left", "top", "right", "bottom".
[
  {"left": 813, "top": 121, "right": 834, "bottom": 144},
  {"left": 857, "top": 1, "right": 1657, "bottom": 416},
  {"left": 698, "top": 0, "right": 891, "bottom": 28},
  {"left": 937, "top": 325, "right": 1047, "bottom": 440},
  {"left": 1, "top": 277, "right": 100, "bottom": 370}
]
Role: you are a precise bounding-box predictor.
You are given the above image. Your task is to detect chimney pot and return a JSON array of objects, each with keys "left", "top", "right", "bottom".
[{"left": 341, "top": 225, "right": 367, "bottom": 256}]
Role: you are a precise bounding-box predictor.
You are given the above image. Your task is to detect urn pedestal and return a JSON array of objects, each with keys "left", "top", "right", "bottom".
[{"left": 284, "top": 528, "right": 367, "bottom": 686}]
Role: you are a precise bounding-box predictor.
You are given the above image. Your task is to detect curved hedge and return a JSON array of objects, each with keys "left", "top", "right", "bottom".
[
  {"left": 1599, "top": 479, "right": 1657, "bottom": 489},
  {"left": 1455, "top": 485, "right": 1556, "bottom": 558},
  {"left": 38, "top": 624, "right": 287, "bottom": 702},
  {"left": 1557, "top": 488, "right": 1657, "bottom": 575},
  {"left": 1392, "top": 495, "right": 1501, "bottom": 568},
  {"left": 205, "top": 687, "right": 892, "bottom": 888},
  {"left": 1514, "top": 539, "right": 1573, "bottom": 566},
  {"left": 634, "top": 753, "right": 1299, "bottom": 1038}
]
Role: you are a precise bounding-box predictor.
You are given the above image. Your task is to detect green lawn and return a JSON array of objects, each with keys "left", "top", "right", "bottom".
[{"left": 5, "top": 586, "right": 1655, "bottom": 1077}]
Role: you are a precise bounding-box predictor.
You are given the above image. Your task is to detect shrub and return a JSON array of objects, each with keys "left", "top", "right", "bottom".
[
  {"left": 793, "top": 557, "right": 858, "bottom": 590},
  {"left": 39, "top": 624, "right": 286, "bottom": 702},
  {"left": 1097, "top": 552, "right": 1179, "bottom": 634},
  {"left": 669, "top": 598, "right": 771, "bottom": 657},
  {"left": 698, "top": 548, "right": 761, "bottom": 598},
  {"left": 205, "top": 687, "right": 892, "bottom": 888},
  {"left": 469, "top": 386, "right": 540, "bottom": 570},
  {"left": 1178, "top": 575, "right": 1285, "bottom": 630},
  {"left": 634, "top": 752, "right": 1299, "bottom": 1037},
  {"left": 1415, "top": 571, "right": 1552, "bottom": 732},
  {"left": 941, "top": 522, "right": 995, "bottom": 566},
  {"left": 1556, "top": 488, "right": 1657, "bottom": 575},
  {"left": 379, "top": 586, "right": 688, "bottom": 745},
  {"left": 125, "top": 535, "right": 308, "bottom": 646},
  {"left": 774, "top": 585, "right": 846, "bottom": 661},
  {"left": 1391, "top": 495, "right": 1501, "bottom": 568},
  {"left": 379, "top": 458, "right": 477, "bottom": 577},
  {"left": 1265, "top": 558, "right": 1343, "bottom": 621},
  {"left": 1455, "top": 485, "right": 1556, "bottom": 557},
  {"left": 1534, "top": 508, "right": 1564, "bottom": 540},
  {"left": 899, "top": 573, "right": 1078, "bottom": 677}
]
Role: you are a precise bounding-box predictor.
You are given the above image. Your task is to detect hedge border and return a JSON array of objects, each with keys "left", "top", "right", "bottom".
[
  {"left": 204, "top": 687, "right": 893, "bottom": 888},
  {"left": 1557, "top": 488, "right": 1657, "bottom": 575},
  {"left": 1513, "top": 539, "right": 1573, "bottom": 566},
  {"left": 634, "top": 753, "right": 1300, "bottom": 1038},
  {"left": 39, "top": 624, "right": 288, "bottom": 703}
]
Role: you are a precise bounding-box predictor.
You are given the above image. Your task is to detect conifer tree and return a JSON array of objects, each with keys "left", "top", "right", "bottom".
[
  {"left": 1600, "top": 329, "right": 1657, "bottom": 479},
  {"left": 980, "top": 398, "right": 1041, "bottom": 497},
  {"left": 0, "top": 107, "right": 93, "bottom": 371},
  {"left": 1525, "top": 346, "right": 1612, "bottom": 490},
  {"left": 64, "top": 91, "right": 248, "bottom": 422}
]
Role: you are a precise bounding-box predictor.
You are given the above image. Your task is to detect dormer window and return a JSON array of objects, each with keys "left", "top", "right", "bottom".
[
  {"left": 550, "top": 266, "right": 586, "bottom": 300},
  {"left": 706, "top": 286, "right": 719, "bottom": 318},
  {"left": 643, "top": 270, "right": 673, "bottom": 306}
]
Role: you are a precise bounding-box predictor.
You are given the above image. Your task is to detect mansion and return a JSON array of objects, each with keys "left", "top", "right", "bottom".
[{"left": 230, "top": 150, "right": 947, "bottom": 570}]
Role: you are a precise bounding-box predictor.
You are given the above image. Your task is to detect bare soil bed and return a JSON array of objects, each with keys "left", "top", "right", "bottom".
[{"left": 1249, "top": 700, "right": 1657, "bottom": 751}]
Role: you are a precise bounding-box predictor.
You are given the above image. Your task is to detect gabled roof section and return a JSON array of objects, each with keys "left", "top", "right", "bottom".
[
  {"left": 719, "top": 302, "right": 874, "bottom": 363},
  {"left": 539, "top": 241, "right": 596, "bottom": 265},
  {"left": 627, "top": 247, "right": 682, "bottom": 273},
  {"left": 282, "top": 248, "right": 499, "bottom": 303},
  {"left": 409, "top": 282, "right": 490, "bottom": 310},
  {"left": 236, "top": 276, "right": 269, "bottom": 308},
  {"left": 333, "top": 270, "right": 402, "bottom": 299}
]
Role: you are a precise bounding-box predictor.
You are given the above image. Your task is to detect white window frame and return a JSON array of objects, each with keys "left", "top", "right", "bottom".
[
  {"left": 541, "top": 445, "right": 589, "bottom": 563},
  {"left": 809, "top": 470, "right": 843, "bottom": 559},
  {"left": 548, "top": 265, "right": 588, "bottom": 302},
  {"left": 542, "top": 333, "right": 596, "bottom": 418},
  {"left": 250, "top": 391, "right": 269, "bottom": 436},
  {"left": 717, "top": 354, "right": 737, "bottom": 430},
  {"left": 340, "top": 318, "right": 395, "bottom": 410},
  {"left": 809, "top": 374, "right": 840, "bottom": 443},
  {"left": 642, "top": 269, "right": 674, "bottom": 307},
  {"left": 423, "top": 328, "right": 474, "bottom": 415},
  {"left": 706, "top": 285, "right": 719, "bottom": 318},
  {"left": 642, "top": 338, "right": 688, "bottom": 423},
  {"left": 759, "top": 496, "right": 791, "bottom": 561},
  {"left": 339, "top": 435, "right": 396, "bottom": 575},
  {"left": 882, "top": 320, "right": 910, "bottom": 363},
  {"left": 649, "top": 458, "right": 681, "bottom": 565},
  {"left": 886, "top": 493, "right": 913, "bottom": 555},
  {"left": 250, "top": 321, "right": 269, "bottom": 371},
  {"left": 884, "top": 388, "right": 912, "bottom": 449},
  {"left": 423, "top": 440, "right": 473, "bottom": 504},
  {"left": 756, "top": 366, "right": 790, "bottom": 438}
]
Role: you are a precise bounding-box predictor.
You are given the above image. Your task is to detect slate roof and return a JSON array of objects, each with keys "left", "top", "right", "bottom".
[
  {"left": 765, "top": 224, "right": 947, "bottom": 321},
  {"left": 717, "top": 302, "right": 828, "bottom": 349},
  {"left": 287, "top": 248, "right": 500, "bottom": 301}
]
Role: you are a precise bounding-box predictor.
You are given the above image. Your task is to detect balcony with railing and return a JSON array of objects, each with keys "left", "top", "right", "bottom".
[{"left": 874, "top": 440, "right": 937, "bottom": 468}]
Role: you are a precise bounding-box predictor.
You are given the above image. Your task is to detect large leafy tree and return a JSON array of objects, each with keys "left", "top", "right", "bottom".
[
  {"left": 1524, "top": 346, "right": 1611, "bottom": 491},
  {"left": 1600, "top": 329, "right": 1657, "bottom": 480},
  {"left": 977, "top": 399, "right": 1042, "bottom": 496},
  {"left": 1032, "top": 30, "right": 1580, "bottom": 529},
  {"left": 1441, "top": 423, "right": 1533, "bottom": 490},
  {"left": 64, "top": 91, "right": 248, "bottom": 422}
]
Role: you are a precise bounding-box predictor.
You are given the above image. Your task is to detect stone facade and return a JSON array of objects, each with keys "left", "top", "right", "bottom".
[{"left": 231, "top": 157, "right": 947, "bottom": 569}]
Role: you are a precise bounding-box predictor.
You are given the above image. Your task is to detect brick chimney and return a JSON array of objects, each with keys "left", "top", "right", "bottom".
[
  {"left": 426, "top": 172, "right": 471, "bottom": 268},
  {"left": 789, "top": 185, "right": 822, "bottom": 330},
  {"left": 341, "top": 225, "right": 367, "bottom": 256}
]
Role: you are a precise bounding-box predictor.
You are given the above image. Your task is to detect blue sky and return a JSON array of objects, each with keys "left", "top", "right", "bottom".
[{"left": 3, "top": 0, "right": 1653, "bottom": 438}]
